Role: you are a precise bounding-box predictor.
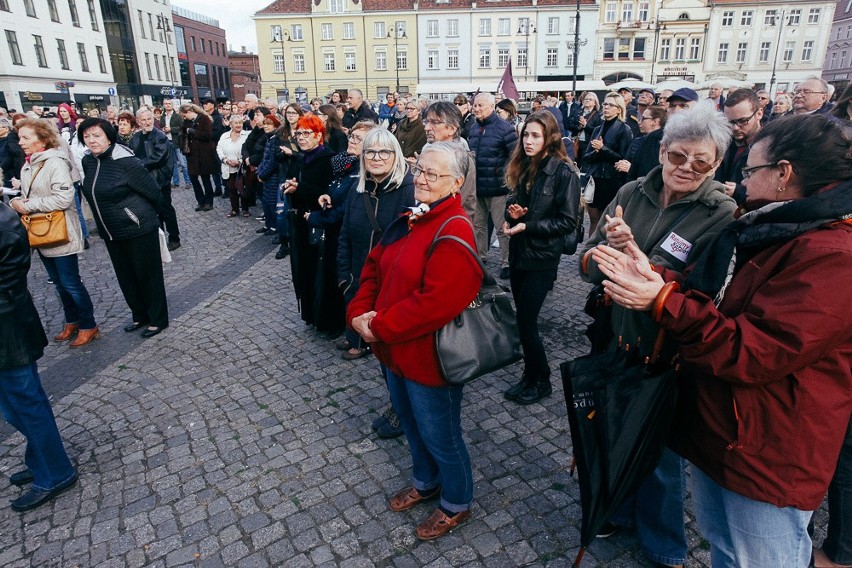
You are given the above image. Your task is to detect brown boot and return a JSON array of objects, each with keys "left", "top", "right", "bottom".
[
  {"left": 54, "top": 323, "right": 79, "bottom": 342},
  {"left": 70, "top": 327, "right": 100, "bottom": 349}
]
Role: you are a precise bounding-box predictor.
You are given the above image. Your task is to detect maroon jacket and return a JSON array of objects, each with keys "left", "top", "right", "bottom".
[
  {"left": 656, "top": 220, "right": 852, "bottom": 510},
  {"left": 347, "top": 196, "right": 482, "bottom": 387},
  {"left": 181, "top": 113, "right": 219, "bottom": 176}
]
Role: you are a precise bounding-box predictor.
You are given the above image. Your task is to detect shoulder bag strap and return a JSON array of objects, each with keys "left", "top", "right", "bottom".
[
  {"left": 22, "top": 162, "right": 45, "bottom": 199},
  {"left": 361, "top": 191, "right": 382, "bottom": 235},
  {"left": 426, "top": 215, "right": 490, "bottom": 285}
]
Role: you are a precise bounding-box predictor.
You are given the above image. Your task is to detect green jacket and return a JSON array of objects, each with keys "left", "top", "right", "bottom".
[{"left": 579, "top": 166, "right": 736, "bottom": 354}]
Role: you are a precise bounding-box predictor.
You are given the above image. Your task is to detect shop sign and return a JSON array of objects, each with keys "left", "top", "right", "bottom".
[
  {"left": 23, "top": 91, "right": 43, "bottom": 101},
  {"left": 88, "top": 95, "right": 105, "bottom": 101}
]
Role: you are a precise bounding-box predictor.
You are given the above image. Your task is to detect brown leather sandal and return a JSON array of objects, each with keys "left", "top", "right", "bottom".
[
  {"left": 415, "top": 508, "right": 471, "bottom": 540},
  {"left": 389, "top": 486, "right": 441, "bottom": 512}
]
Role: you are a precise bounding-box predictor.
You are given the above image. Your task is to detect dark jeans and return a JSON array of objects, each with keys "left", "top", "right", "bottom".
[
  {"left": 38, "top": 253, "right": 97, "bottom": 330},
  {"left": 261, "top": 185, "right": 278, "bottom": 230},
  {"left": 824, "top": 417, "right": 852, "bottom": 563},
  {"left": 74, "top": 183, "right": 88, "bottom": 239},
  {"left": 190, "top": 175, "right": 214, "bottom": 207},
  {"left": 212, "top": 172, "right": 223, "bottom": 192},
  {"left": 158, "top": 183, "right": 181, "bottom": 243},
  {"left": 0, "top": 363, "right": 76, "bottom": 491},
  {"left": 509, "top": 267, "right": 557, "bottom": 381},
  {"left": 226, "top": 175, "right": 249, "bottom": 213},
  {"left": 104, "top": 231, "right": 169, "bottom": 327}
]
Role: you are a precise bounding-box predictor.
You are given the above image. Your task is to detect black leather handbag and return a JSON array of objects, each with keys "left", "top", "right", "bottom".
[{"left": 428, "top": 216, "right": 523, "bottom": 385}]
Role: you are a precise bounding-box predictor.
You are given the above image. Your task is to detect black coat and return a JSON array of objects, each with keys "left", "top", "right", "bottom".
[
  {"left": 626, "top": 128, "right": 664, "bottom": 182},
  {"left": 210, "top": 110, "right": 227, "bottom": 142},
  {"left": 583, "top": 118, "right": 633, "bottom": 180},
  {"left": 468, "top": 111, "right": 518, "bottom": 197},
  {"left": 460, "top": 112, "right": 476, "bottom": 140},
  {"left": 714, "top": 140, "right": 751, "bottom": 205},
  {"left": 505, "top": 158, "right": 579, "bottom": 271},
  {"left": 342, "top": 103, "right": 378, "bottom": 129},
  {"left": 0, "top": 202, "right": 48, "bottom": 370},
  {"left": 128, "top": 128, "right": 175, "bottom": 188},
  {"left": 0, "top": 131, "right": 25, "bottom": 188},
  {"left": 81, "top": 145, "right": 164, "bottom": 241},
  {"left": 181, "top": 114, "right": 218, "bottom": 176},
  {"left": 326, "top": 127, "right": 348, "bottom": 154},
  {"left": 241, "top": 127, "right": 267, "bottom": 167}
]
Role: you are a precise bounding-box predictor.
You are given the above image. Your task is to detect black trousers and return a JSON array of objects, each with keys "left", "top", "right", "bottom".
[
  {"left": 158, "top": 183, "right": 181, "bottom": 243},
  {"left": 824, "top": 417, "right": 852, "bottom": 563},
  {"left": 509, "top": 267, "right": 557, "bottom": 383},
  {"left": 190, "top": 175, "right": 214, "bottom": 207},
  {"left": 104, "top": 231, "right": 169, "bottom": 327}
]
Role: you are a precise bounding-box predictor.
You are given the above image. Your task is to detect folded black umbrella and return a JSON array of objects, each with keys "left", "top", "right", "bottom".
[{"left": 560, "top": 336, "right": 678, "bottom": 567}]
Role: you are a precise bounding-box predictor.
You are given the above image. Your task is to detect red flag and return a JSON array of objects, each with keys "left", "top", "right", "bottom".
[{"left": 497, "top": 61, "right": 520, "bottom": 101}]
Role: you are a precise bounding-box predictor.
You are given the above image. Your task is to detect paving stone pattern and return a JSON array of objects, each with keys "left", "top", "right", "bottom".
[{"left": 0, "top": 188, "right": 830, "bottom": 567}]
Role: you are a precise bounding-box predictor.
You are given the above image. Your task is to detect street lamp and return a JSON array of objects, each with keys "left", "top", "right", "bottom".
[
  {"left": 273, "top": 27, "right": 290, "bottom": 99},
  {"left": 769, "top": 10, "right": 788, "bottom": 96},
  {"left": 518, "top": 21, "right": 537, "bottom": 81},
  {"left": 646, "top": 18, "right": 666, "bottom": 84},
  {"left": 387, "top": 24, "right": 407, "bottom": 92},
  {"left": 156, "top": 15, "right": 173, "bottom": 88},
  {"left": 567, "top": 3, "right": 588, "bottom": 95}
]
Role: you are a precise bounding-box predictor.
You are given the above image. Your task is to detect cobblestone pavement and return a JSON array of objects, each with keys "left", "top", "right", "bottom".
[{"left": 0, "top": 187, "right": 830, "bottom": 567}]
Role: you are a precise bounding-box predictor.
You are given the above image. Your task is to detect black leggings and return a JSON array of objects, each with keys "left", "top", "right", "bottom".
[{"left": 509, "top": 267, "right": 558, "bottom": 383}]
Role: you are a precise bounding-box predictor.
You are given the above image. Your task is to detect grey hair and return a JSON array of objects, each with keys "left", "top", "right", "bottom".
[
  {"left": 419, "top": 141, "right": 467, "bottom": 183},
  {"left": 661, "top": 101, "right": 732, "bottom": 161},
  {"left": 803, "top": 76, "right": 829, "bottom": 92},
  {"left": 474, "top": 92, "right": 495, "bottom": 106},
  {"left": 356, "top": 128, "right": 408, "bottom": 193},
  {"left": 135, "top": 107, "right": 153, "bottom": 117},
  {"left": 228, "top": 114, "right": 244, "bottom": 124},
  {"left": 244, "top": 94, "right": 258, "bottom": 103},
  {"left": 0, "top": 117, "right": 12, "bottom": 128},
  {"left": 425, "top": 101, "right": 462, "bottom": 138},
  {"left": 349, "top": 88, "right": 363, "bottom": 99}
]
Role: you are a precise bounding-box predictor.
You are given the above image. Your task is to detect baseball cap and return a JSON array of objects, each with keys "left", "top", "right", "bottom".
[
  {"left": 667, "top": 88, "right": 699, "bottom": 103},
  {"left": 639, "top": 87, "right": 655, "bottom": 96}
]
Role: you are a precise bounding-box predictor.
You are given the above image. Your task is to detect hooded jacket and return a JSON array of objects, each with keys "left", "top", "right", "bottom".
[{"left": 468, "top": 111, "right": 518, "bottom": 198}]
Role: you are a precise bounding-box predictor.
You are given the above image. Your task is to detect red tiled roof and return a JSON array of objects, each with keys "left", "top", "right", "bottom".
[{"left": 255, "top": 0, "right": 311, "bottom": 15}]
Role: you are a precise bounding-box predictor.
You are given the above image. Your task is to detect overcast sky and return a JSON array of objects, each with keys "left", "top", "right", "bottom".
[{"left": 173, "top": 0, "right": 270, "bottom": 54}]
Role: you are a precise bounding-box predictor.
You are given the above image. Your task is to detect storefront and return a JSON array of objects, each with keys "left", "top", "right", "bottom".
[
  {"left": 73, "top": 94, "right": 110, "bottom": 115},
  {"left": 18, "top": 91, "right": 72, "bottom": 112},
  {"left": 116, "top": 83, "right": 193, "bottom": 111}
]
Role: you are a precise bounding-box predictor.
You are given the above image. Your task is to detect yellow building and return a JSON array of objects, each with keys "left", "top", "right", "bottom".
[{"left": 254, "top": 0, "right": 418, "bottom": 103}]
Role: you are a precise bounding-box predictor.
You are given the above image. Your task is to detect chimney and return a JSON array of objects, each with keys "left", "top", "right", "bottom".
[{"left": 241, "top": 45, "right": 246, "bottom": 53}]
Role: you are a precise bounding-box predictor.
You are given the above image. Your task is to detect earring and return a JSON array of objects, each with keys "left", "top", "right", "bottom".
[{"left": 776, "top": 186, "right": 786, "bottom": 194}]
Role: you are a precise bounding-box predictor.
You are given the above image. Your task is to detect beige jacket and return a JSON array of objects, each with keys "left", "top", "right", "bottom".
[{"left": 12, "top": 148, "right": 84, "bottom": 257}]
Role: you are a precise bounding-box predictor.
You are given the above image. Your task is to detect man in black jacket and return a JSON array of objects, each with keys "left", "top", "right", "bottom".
[
  {"left": 342, "top": 89, "right": 378, "bottom": 130},
  {"left": 0, "top": 202, "right": 78, "bottom": 512},
  {"left": 203, "top": 99, "right": 226, "bottom": 197},
  {"left": 159, "top": 99, "right": 191, "bottom": 188},
  {"left": 130, "top": 108, "right": 181, "bottom": 250},
  {"left": 715, "top": 89, "right": 763, "bottom": 205}
]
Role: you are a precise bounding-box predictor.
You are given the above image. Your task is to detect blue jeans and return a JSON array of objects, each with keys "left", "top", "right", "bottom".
[
  {"left": 172, "top": 151, "right": 191, "bottom": 185},
  {"left": 38, "top": 253, "right": 97, "bottom": 330},
  {"left": 385, "top": 368, "right": 473, "bottom": 513},
  {"left": 611, "top": 448, "right": 687, "bottom": 566},
  {"left": 0, "top": 363, "right": 76, "bottom": 491},
  {"left": 74, "top": 183, "right": 88, "bottom": 239},
  {"left": 691, "top": 466, "right": 813, "bottom": 568}
]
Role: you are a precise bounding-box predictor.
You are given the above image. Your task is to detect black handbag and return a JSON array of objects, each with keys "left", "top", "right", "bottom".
[
  {"left": 563, "top": 202, "right": 586, "bottom": 255},
  {"left": 428, "top": 216, "right": 523, "bottom": 385}
]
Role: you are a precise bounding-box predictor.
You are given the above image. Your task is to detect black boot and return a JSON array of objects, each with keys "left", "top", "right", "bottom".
[
  {"left": 516, "top": 375, "right": 553, "bottom": 405},
  {"left": 275, "top": 239, "right": 290, "bottom": 260},
  {"left": 503, "top": 372, "right": 532, "bottom": 401}
]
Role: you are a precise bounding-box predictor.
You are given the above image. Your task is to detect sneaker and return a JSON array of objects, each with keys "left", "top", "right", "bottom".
[
  {"left": 372, "top": 406, "right": 396, "bottom": 432},
  {"left": 376, "top": 409, "right": 403, "bottom": 439},
  {"left": 213, "top": 190, "right": 223, "bottom": 197},
  {"left": 255, "top": 214, "right": 265, "bottom": 221}
]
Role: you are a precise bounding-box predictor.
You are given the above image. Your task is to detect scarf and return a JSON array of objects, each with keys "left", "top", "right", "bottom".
[
  {"left": 380, "top": 195, "right": 454, "bottom": 246},
  {"left": 684, "top": 179, "right": 852, "bottom": 305},
  {"left": 303, "top": 144, "right": 325, "bottom": 165},
  {"left": 330, "top": 153, "right": 358, "bottom": 181}
]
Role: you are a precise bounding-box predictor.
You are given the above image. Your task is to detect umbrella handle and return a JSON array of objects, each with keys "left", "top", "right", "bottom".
[
  {"left": 569, "top": 455, "right": 576, "bottom": 477},
  {"left": 650, "top": 328, "right": 667, "bottom": 363},
  {"left": 573, "top": 547, "right": 586, "bottom": 567}
]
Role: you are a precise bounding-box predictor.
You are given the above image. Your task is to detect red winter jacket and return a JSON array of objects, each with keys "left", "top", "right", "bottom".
[
  {"left": 347, "top": 196, "right": 483, "bottom": 387},
  {"left": 657, "top": 220, "right": 852, "bottom": 510}
]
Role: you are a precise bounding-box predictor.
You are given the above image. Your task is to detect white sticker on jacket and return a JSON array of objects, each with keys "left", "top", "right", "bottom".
[{"left": 661, "top": 232, "right": 692, "bottom": 262}]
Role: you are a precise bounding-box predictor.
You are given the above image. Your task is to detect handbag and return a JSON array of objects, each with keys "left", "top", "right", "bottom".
[
  {"left": 158, "top": 228, "right": 172, "bottom": 263},
  {"left": 20, "top": 211, "right": 69, "bottom": 248},
  {"left": 429, "top": 216, "right": 523, "bottom": 385},
  {"left": 563, "top": 201, "right": 586, "bottom": 256},
  {"left": 580, "top": 173, "right": 595, "bottom": 203}
]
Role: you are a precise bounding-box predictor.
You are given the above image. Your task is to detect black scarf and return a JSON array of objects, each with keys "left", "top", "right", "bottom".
[{"left": 684, "top": 179, "right": 852, "bottom": 303}]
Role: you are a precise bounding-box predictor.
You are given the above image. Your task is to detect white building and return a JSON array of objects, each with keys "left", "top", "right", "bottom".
[
  {"left": 0, "top": 0, "right": 115, "bottom": 112},
  {"left": 822, "top": 0, "right": 852, "bottom": 94}
]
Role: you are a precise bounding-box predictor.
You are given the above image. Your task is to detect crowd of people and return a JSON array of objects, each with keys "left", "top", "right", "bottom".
[{"left": 0, "top": 77, "right": 850, "bottom": 566}]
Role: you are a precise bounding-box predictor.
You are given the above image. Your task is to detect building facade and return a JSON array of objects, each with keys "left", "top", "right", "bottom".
[
  {"left": 228, "top": 49, "right": 262, "bottom": 102},
  {"left": 172, "top": 6, "right": 230, "bottom": 103},
  {"left": 823, "top": 0, "right": 852, "bottom": 95},
  {"left": 0, "top": 0, "right": 115, "bottom": 112}
]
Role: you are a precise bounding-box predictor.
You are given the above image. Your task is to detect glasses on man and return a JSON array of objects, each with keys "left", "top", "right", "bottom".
[
  {"left": 454, "top": 101, "right": 466, "bottom": 106},
  {"left": 423, "top": 118, "right": 445, "bottom": 126},
  {"left": 364, "top": 148, "right": 394, "bottom": 160},
  {"left": 639, "top": 115, "right": 653, "bottom": 122},
  {"left": 294, "top": 130, "right": 315, "bottom": 138},
  {"left": 405, "top": 106, "right": 418, "bottom": 111},
  {"left": 792, "top": 89, "right": 827, "bottom": 97},
  {"left": 741, "top": 162, "right": 778, "bottom": 179},
  {"left": 665, "top": 151, "right": 714, "bottom": 174},
  {"left": 410, "top": 165, "right": 454, "bottom": 183},
  {"left": 729, "top": 110, "right": 758, "bottom": 128}
]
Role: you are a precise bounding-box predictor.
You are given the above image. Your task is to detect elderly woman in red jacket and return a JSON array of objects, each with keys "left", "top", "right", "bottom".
[
  {"left": 348, "top": 142, "right": 482, "bottom": 541},
  {"left": 590, "top": 114, "right": 852, "bottom": 567}
]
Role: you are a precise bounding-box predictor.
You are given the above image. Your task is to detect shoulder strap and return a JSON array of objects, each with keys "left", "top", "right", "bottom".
[
  {"left": 426, "top": 215, "right": 490, "bottom": 284},
  {"left": 361, "top": 191, "right": 382, "bottom": 234}
]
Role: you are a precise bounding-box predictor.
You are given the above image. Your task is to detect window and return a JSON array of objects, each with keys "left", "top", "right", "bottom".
[
  {"left": 689, "top": 38, "right": 700, "bottom": 60},
  {"left": 291, "top": 24, "right": 303, "bottom": 40},
  {"left": 675, "top": 38, "right": 685, "bottom": 60},
  {"left": 759, "top": 42, "right": 770, "bottom": 63},
  {"left": 622, "top": 2, "right": 633, "bottom": 22},
  {"left": 479, "top": 47, "right": 490, "bottom": 68},
  {"left": 57, "top": 39, "right": 69, "bottom": 69},
  {"left": 427, "top": 20, "right": 438, "bottom": 37},
  {"left": 293, "top": 53, "right": 304, "bottom": 72},
  {"left": 633, "top": 37, "right": 645, "bottom": 59},
  {"left": 722, "top": 11, "right": 733, "bottom": 26},
  {"left": 154, "top": 55, "right": 161, "bottom": 80},
  {"left": 200, "top": 38, "right": 205, "bottom": 53},
  {"left": 448, "top": 49, "right": 459, "bottom": 69},
  {"left": 605, "top": 2, "right": 617, "bottom": 23},
  {"left": 546, "top": 47, "right": 558, "bottom": 66},
  {"left": 0, "top": 0, "right": 8, "bottom": 11},
  {"left": 802, "top": 40, "right": 814, "bottom": 61},
  {"left": 741, "top": 11, "right": 752, "bottom": 26},
  {"left": 68, "top": 0, "right": 80, "bottom": 26},
  {"left": 566, "top": 50, "right": 574, "bottom": 67},
  {"left": 638, "top": 1, "right": 649, "bottom": 21},
  {"left": 736, "top": 42, "right": 747, "bottom": 63},
  {"left": 783, "top": 41, "right": 794, "bottom": 62},
  {"left": 479, "top": 19, "right": 491, "bottom": 36},
  {"left": 271, "top": 25, "right": 282, "bottom": 41},
  {"left": 498, "top": 47, "right": 509, "bottom": 67},
  {"left": 808, "top": 8, "right": 820, "bottom": 24},
  {"left": 161, "top": 55, "right": 168, "bottom": 81},
  {"left": 329, "top": 0, "right": 344, "bottom": 13},
  {"left": 517, "top": 47, "right": 527, "bottom": 67},
  {"left": 48, "top": 0, "right": 60, "bottom": 22},
  {"left": 273, "top": 54, "right": 284, "bottom": 72},
  {"left": 321, "top": 23, "right": 332, "bottom": 40},
  {"left": 547, "top": 17, "right": 558, "bottom": 34},
  {"left": 6, "top": 30, "right": 22, "bottom": 64},
  {"left": 830, "top": 51, "right": 837, "bottom": 68},
  {"left": 717, "top": 42, "right": 729, "bottom": 64},
  {"left": 147, "top": 13, "right": 154, "bottom": 39},
  {"left": 394, "top": 22, "right": 406, "bottom": 38},
  {"left": 138, "top": 11, "right": 146, "bottom": 38},
  {"left": 427, "top": 49, "right": 438, "bottom": 69},
  {"left": 498, "top": 18, "right": 510, "bottom": 35},
  {"left": 190, "top": 36, "right": 196, "bottom": 51},
  {"left": 604, "top": 37, "right": 616, "bottom": 59},
  {"left": 374, "top": 22, "right": 385, "bottom": 38},
  {"left": 788, "top": 9, "right": 801, "bottom": 25},
  {"left": 375, "top": 50, "right": 386, "bottom": 70},
  {"left": 518, "top": 17, "right": 530, "bottom": 34},
  {"left": 24, "top": 0, "right": 36, "bottom": 17},
  {"left": 345, "top": 51, "right": 356, "bottom": 71},
  {"left": 660, "top": 38, "right": 670, "bottom": 60},
  {"left": 447, "top": 20, "right": 459, "bottom": 37},
  {"left": 343, "top": 22, "right": 354, "bottom": 39},
  {"left": 764, "top": 10, "right": 777, "bottom": 26},
  {"left": 397, "top": 49, "right": 407, "bottom": 70},
  {"left": 144, "top": 53, "right": 152, "bottom": 79},
  {"left": 32, "top": 35, "right": 47, "bottom": 67},
  {"left": 842, "top": 50, "right": 848, "bottom": 67},
  {"left": 324, "top": 52, "right": 335, "bottom": 71},
  {"left": 88, "top": 0, "right": 98, "bottom": 30}
]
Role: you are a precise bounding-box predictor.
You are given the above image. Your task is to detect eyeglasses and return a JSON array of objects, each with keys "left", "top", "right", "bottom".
[
  {"left": 758, "top": 96, "right": 769, "bottom": 100},
  {"left": 423, "top": 119, "right": 445, "bottom": 126},
  {"left": 411, "top": 165, "right": 455, "bottom": 183},
  {"left": 602, "top": 102, "right": 619, "bottom": 108},
  {"left": 639, "top": 115, "right": 653, "bottom": 121},
  {"left": 405, "top": 106, "right": 418, "bottom": 111},
  {"left": 741, "top": 162, "right": 778, "bottom": 179},
  {"left": 728, "top": 109, "right": 758, "bottom": 128},
  {"left": 454, "top": 101, "right": 466, "bottom": 106},
  {"left": 792, "top": 89, "right": 827, "bottom": 97},
  {"left": 348, "top": 134, "right": 363, "bottom": 143},
  {"left": 665, "top": 151, "right": 714, "bottom": 174},
  {"left": 285, "top": 111, "right": 299, "bottom": 116},
  {"left": 294, "top": 130, "right": 315, "bottom": 138},
  {"left": 364, "top": 148, "right": 394, "bottom": 160}
]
